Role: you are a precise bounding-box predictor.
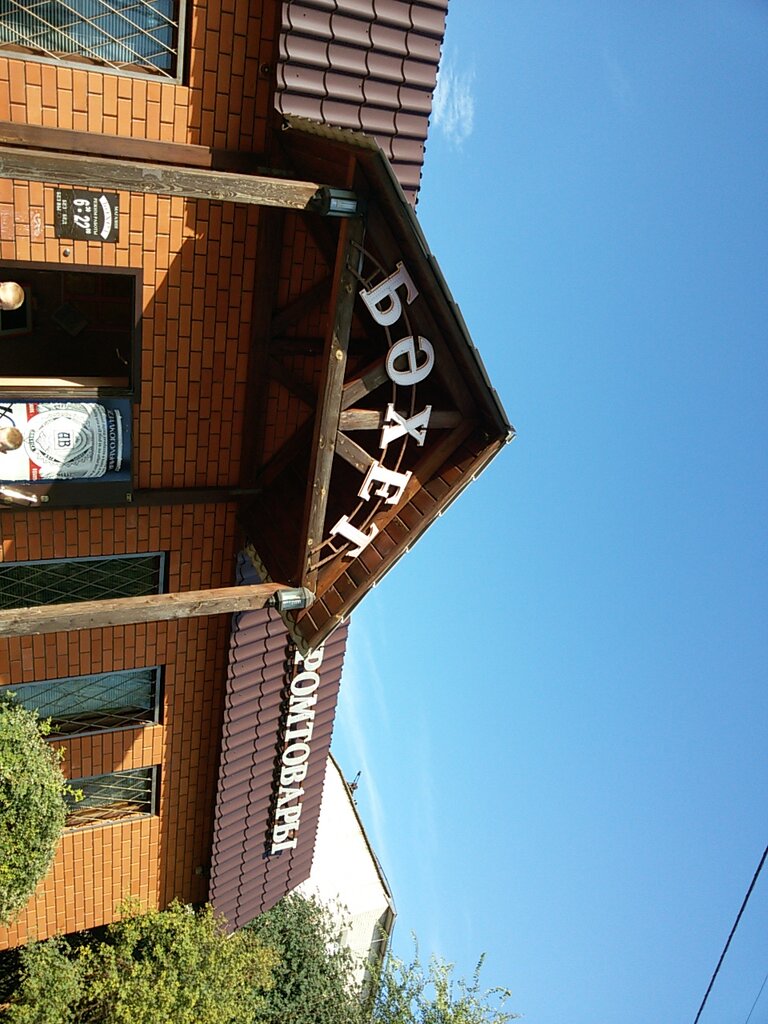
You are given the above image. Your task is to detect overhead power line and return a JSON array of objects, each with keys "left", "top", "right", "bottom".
[
  {"left": 743, "top": 969, "right": 768, "bottom": 1024},
  {"left": 692, "top": 843, "right": 768, "bottom": 1024}
]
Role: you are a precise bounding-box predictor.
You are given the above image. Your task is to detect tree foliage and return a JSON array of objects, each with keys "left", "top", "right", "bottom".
[
  {"left": 3, "top": 894, "right": 517, "bottom": 1024},
  {"left": 245, "top": 893, "right": 365, "bottom": 1024},
  {"left": 4, "top": 902, "right": 277, "bottom": 1024},
  {"left": 0, "top": 695, "right": 70, "bottom": 926},
  {"left": 371, "top": 945, "right": 518, "bottom": 1024}
]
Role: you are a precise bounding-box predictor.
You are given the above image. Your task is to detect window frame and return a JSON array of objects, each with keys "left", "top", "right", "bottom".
[
  {"left": 9, "top": 666, "right": 163, "bottom": 739},
  {"left": 65, "top": 765, "right": 160, "bottom": 829},
  {"left": 0, "top": 1, "right": 187, "bottom": 83},
  {"left": 0, "top": 551, "right": 167, "bottom": 609}
]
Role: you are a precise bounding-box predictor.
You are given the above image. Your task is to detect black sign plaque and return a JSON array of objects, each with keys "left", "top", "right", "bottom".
[{"left": 54, "top": 189, "right": 119, "bottom": 242}]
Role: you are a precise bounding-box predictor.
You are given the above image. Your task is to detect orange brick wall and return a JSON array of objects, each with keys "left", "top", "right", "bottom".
[
  {"left": 0, "top": 0, "right": 286, "bottom": 947},
  {"left": 0, "top": 503, "right": 239, "bottom": 947},
  {"left": 0, "top": 0, "right": 278, "bottom": 152},
  {"left": 0, "top": 180, "right": 261, "bottom": 489}
]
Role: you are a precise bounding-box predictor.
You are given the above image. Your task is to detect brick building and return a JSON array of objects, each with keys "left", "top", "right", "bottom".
[{"left": 0, "top": 0, "right": 511, "bottom": 948}]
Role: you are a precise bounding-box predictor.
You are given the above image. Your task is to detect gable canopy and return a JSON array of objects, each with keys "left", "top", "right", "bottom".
[{"left": 242, "top": 116, "right": 514, "bottom": 652}]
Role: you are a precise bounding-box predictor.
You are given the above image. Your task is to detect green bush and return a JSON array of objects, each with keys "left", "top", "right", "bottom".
[
  {"left": 5, "top": 902, "right": 277, "bottom": 1024},
  {"left": 246, "top": 894, "right": 364, "bottom": 1024},
  {"left": 0, "top": 695, "right": 70, "bottom": 927}
]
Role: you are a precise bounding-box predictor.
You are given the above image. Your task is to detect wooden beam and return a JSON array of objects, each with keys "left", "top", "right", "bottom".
[
  {"left": 298, "top": 215, "right": 366, "bottom": 587},
  {"left": 312, "top": 421, "right": 474, "bottom": 596},
  {"left": 335, "top": 431, "right": 375, "bottom": 473},
  {"left": 340, "top": 356, "right": 389, "bottom": 410},
  {"left": 339, "top": 408, "right": 463, "bottom": 431},
  {"left": 270, "top": 276, "right": 332, "bottom": 336},
  {"left": 267, "top": 355, "right": 317, "bottom": 407},
  {"left": 271, "top": 336, "right": 325, "bottom": 356},
  {"left": 0, "top": 120, "right": 271, "bottom": 173},
  {"left": 0, "top": 584, "right": 306, "bottom": 638},
  {"left": 0, "top": 120, "right": 216, "bottom": 169},
  {"left": 0, "top": 146, "right": 321, "bottom": 210}
]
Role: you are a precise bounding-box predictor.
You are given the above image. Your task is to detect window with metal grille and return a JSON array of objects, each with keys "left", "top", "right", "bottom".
[
  {"left": 9, "top": 667, "right": 161, "bottom": 737},
  {"left": 0, "top": 553, "right": 165, "bottom": 610},
  {"left": 0, "top": 0, "right": 182, "bottom": 80},
  {"left": 66, "top": 766, "right": 158, "bottom": 827}
]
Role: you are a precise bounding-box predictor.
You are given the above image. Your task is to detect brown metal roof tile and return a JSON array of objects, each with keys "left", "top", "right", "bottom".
[
  {"left": 397, "top": 82, "right": 434, "bottom": 114},
  {"left": 209, "top": 553, "right": 349, "bottom": 931},
  {"left": 371, "top": 0, "right": 413, "bottom": 30},
  {"left": 320, "top": 97, "right": 365, "bottom": 131},
  {"left": 407, "top": 2, "right": 447, "bottom": 35},
  {"left": 394, "top": 109, "right": 429, "bottom": 137},
  {"left": 362, "top": 77, "right": 400, "bottom": 109},
  {"left": 365, "top": 48, "right": 406, "bottom": 83},
  {"left": 284, "top": 3, "right": 333, "bottom": 38},
  {"left": 329, "top": 11, "right": 375, "bottom": 48},
  {"left": 277, "top": 0, "right": 446, "bottom": 201},
  {"left": 338, "top": 0, "right": 376, "bottom": 18},
  {"left": 327, "top": 40, "right": 370, "bottom": 76},
  {"left": 280, "top": 32, "right": 330, "bottom": 68},
  {"left": 278, "top": 92, "right": 326, "bottom": 123},
  {"left": 402, "top": 54, "right": 438, "bottom": 89},
  {"left": 388, "top": 135, "right": 425, "bottom": 163},
  {"left": 325, "top": 71, "right": 366, "bottom": 104},
  {"left": 358, "top": 105, "right": 397, "bottom": 137},
  {"left": 280, "top": 64, "right": 329, "bottom": 98},
  {"left": 368, "top": 21, "right": 408, "bottom": 55},
  {"left": 402, "top": 28, "right": 442, "bottom": 63}
]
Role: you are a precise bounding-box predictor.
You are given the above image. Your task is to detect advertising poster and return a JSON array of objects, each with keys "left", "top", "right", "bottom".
[
  {"left": 0, "top": 399, "right": 131, "bottom": 483},
  {"left": 54, "top": 189, "right": 120, "bottom": 242}
]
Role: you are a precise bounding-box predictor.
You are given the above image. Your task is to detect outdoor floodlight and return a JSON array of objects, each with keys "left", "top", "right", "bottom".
[
  {"left": 268, "top": 587, "right": 315, "bottom": 613},
  {"left": 309, "top": 187, "right": 363, "bottom": 218}
]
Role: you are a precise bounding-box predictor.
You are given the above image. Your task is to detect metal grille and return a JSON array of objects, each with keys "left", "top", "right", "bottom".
[
  {"left": 0, "top": 553, "right": 164, "bottom": 610},
  {"left": 9, "top": 667, "right": 160, "bottom": 737},
  {"left": 66, "top": 766, "right": 157, "bottom": 827},
  {"left": 0, "top": 0, "right": 180, "bottom": 78}
]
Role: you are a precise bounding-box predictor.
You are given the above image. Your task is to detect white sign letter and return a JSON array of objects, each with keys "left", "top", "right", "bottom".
[
  {"left": 380, "top": 403, "right": 432, "bottom": 448},
  {"left": 358, "top": 462, "right": 412, "bottom": 505},
  {"left": 330, "top": 515, "right": 380, "bottom": 556},
  {"left": 359, "top": 262, "right": 418, "bottom": 327},
  {"left": 386, "top": 336, "right": 435, "bottom": 386}
]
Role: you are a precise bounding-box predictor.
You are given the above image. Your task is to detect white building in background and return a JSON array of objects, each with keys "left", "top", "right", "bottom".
[{"left": 296, "top": 755, "right": 396, "bottom": 993}]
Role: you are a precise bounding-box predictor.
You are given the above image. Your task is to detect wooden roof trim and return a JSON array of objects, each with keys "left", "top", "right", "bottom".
[{"left": 278, "top": 115, "right": 514, "bottom": 439}]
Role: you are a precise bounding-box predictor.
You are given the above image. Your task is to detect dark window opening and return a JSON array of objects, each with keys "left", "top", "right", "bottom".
[{"left": 0, "top": 268, "right": 136, "bottom": 387}]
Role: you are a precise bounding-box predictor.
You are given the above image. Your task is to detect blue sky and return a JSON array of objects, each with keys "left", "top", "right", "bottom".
[{"left": 331, "top": 3, "right": 768, "bottom": 1022}]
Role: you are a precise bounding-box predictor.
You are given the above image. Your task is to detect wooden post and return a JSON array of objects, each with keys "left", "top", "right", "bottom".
[
  {"left": 298, "top": 215, "right": 367, "bottom": 588},
  {"left": 0, "top": 584, "right": 311, "bottom": 638}
]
